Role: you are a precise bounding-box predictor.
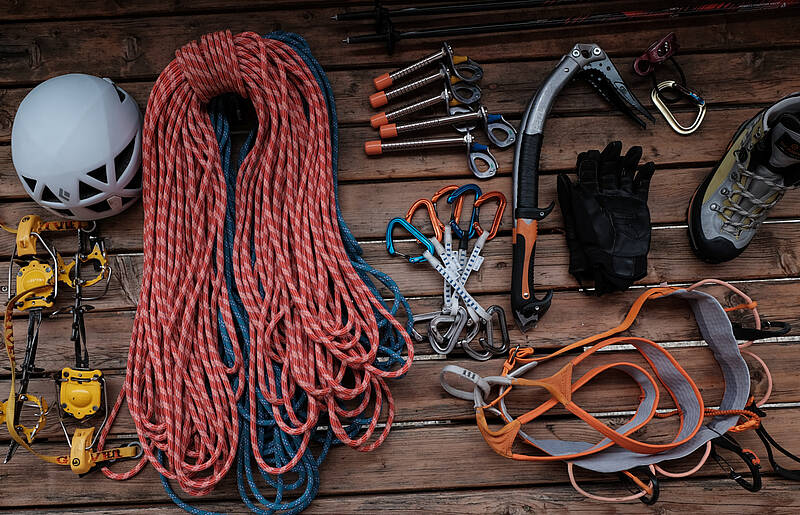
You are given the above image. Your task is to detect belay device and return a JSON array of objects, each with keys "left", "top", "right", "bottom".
[
  {"left": 1, "top": 215, "right": 140, "bottom": 474},
  {"left": 511, "top": 43, "right": 653, "bottom": 331}
]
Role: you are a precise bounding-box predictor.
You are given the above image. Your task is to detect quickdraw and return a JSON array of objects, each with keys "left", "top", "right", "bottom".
[
  {"left": 389, "top": 185, "right": 510, "bottom": 360},
  {"left": 442, "top": 279, "right": 782, "bottom": 502},
  {"left": 2, "top": 217, "right": 139, "bottom": 474}
]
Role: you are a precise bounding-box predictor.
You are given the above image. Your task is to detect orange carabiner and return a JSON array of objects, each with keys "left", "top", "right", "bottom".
[
  {"left": 405, "top": 198, "right": 445, "bottom": 241},
  {"left": 431, "top": 185, "right": 464, "bottom": 227},
  {"left": 473, "top": 191, "right": 506, "bottom": 240}
]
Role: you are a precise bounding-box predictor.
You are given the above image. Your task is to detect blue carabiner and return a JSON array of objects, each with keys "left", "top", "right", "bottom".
[
  {"left": 385, "top": 217, "right": 435, "bottom": 263},
  {"left": 447, "top": 184, "right": 482, "bottom": 240}
]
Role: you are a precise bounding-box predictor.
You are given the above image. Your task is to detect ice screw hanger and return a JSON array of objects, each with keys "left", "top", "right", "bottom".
[
  {"left": 373, "top": 41, "right": 483, "bottom": 90},
  {"left": 365, "top": 132, "right": 498, "bottom": 179},
  {"left": 379, "top": 104, "right": 516, "bottom": 148},
  {"left": 369, "top": 63, "right": 481, "bottom": 108}
]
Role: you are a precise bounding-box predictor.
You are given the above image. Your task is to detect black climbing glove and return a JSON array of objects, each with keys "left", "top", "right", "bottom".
[{"left": 557, "top": 141, "right": 655, "bottom": 295}]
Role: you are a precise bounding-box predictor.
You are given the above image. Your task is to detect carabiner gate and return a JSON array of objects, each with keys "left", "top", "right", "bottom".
[
  {"left": 651, "top": 80, "right": 706, "bottom": 135},
  {"left": 473, "top": 191, "right": 506, "bottom": 240},
  {"left": 447, "top": 184, "right": 482, "bottom": 240},
  {"left": 385, "top": 217, "right": 435, "bottom": 263},
  {"left": 405, "top": 198, "right": 445, "bottom": 242}
]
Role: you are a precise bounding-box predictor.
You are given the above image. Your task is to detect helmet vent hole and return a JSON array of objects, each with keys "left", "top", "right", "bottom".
[
  {"left": 85, "top": 200, "right": 112, "bottom": 213},
  {"left": 114, "top": 138, "right": 136, "bottom": 180},
  {"left": 53, "top": 208, "right": 74, "bottom": 217},
  {"left": 115, "top": 86, "right": 126, "bottom": 103},
  {"left": 41, "top": 186, "right": 60, "bottom": 203},
  {"left": 22, "top": 176, "right": 37, "bottom": 193},
  {"left": 126, "top": 167, "right": 142, "bottom": 190},
  {"left": 87, "top": 165, "right": 108, "bottom": 184},
  {"left": 79, "top": 181, "right": 103, "bottom": 200}
]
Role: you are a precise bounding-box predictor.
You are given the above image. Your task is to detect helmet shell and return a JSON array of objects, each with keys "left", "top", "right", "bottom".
[{"left": 11, "top": 73, "right": 142, "bottom": 220}]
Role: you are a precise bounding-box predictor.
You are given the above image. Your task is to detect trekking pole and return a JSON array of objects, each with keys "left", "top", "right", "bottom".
[
  {"left": 343, "top": 1, "right": 800, "bottom": 50},
  {"left": 334, "top": 0, "right": 582, "bottom": 21}
]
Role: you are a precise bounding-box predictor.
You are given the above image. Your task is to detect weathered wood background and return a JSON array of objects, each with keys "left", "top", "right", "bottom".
[{"left": 2, "top": 0, "right": 800, "bottom": 512}]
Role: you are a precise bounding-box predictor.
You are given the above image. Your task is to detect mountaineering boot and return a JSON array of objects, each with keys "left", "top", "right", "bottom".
[{"left": 688, "top": 93, "right": 800, "bottom": 263}]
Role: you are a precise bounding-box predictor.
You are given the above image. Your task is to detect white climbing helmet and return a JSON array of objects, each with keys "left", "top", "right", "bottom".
[{"left": 11, "top": 73, "right": 142, "bottom": 220}]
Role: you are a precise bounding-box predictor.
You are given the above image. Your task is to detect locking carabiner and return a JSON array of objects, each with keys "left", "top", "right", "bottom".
[
  {"left": 473, "top": 191, "right": 506, "bottom": 241},
  {"left": 405, "top": 198, "right": 445, "bottom": 242},
  {"left": 447, "top": 184, "right": 482, "bottom": 240},
  {"left": 385, "top": 217, "right": 435, "bottom": 263},
  {"left": 651, "top": 80, "right": 706, "bottom": 135}
]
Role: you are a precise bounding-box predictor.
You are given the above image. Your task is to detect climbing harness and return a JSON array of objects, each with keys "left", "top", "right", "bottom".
[
  {"left": 442, "top": 279, "right": 779, "bottom": 503},
  {"left": 511, "top": 43, "right": 653, "bottom": 332},
  {"left": 96, "top": 31, "right": 413, "bottom": 513},
  {"left": 389, "top": 186, "right": 510, "bottom": 359},
  {"left": 1, "top": 216, "right": 137, "bottom": 474}
]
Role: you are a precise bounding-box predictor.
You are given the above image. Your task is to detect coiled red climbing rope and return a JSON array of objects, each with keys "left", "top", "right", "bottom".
[{"left": 98, "top": 30, "right": 413, "bottom": 495}]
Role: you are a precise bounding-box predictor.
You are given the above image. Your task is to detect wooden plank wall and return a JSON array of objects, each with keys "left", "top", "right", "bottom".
[{"left": 2, "top": 0, "right": 800, "bottom": 512}]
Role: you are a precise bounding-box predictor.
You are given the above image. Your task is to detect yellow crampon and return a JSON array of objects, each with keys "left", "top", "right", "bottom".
[
  {"left": 3, "top": 217, "right": 138, "bottom": 474},
  {"left": 4, "top": 288, "right": 140, "bottom": 473}
]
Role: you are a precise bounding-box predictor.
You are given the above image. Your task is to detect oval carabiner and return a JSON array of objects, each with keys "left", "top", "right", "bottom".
[
  {"left": 385, "top": 217, "right": 435, "bottom": 263},
  {"left": 460, "top": 320, "right": 492, "bottom": 361},
  {"left": 405, "top": 198, "right": 445, "bottom": 242},
  {"left": 651, "top": 80, "right": 706, "bottom": 135},
  {"left": 479, "top": 106, "right": 517, "bottom": 148},
  {"left": 473, "top": 191, "right": 506, "bottom": 241},
  {"left": 447, "top": 184, "right": 482, "bottom": 240}
]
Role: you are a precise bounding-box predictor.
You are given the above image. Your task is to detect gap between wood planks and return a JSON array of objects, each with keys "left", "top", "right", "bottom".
[{"left": 8, "top": 477, "right": 800, "bottom": 514}]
